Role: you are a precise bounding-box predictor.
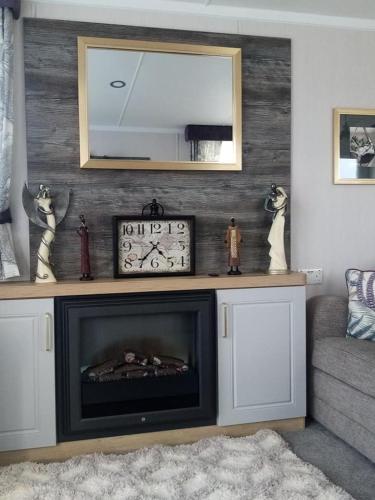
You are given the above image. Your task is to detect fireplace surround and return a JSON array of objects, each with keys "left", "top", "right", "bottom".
[
  {"left": 55, "top": 290, "right": 216, "bottom": 442},
  {"left": 0, "top": 274, "right": 305, "bottom": 461}
]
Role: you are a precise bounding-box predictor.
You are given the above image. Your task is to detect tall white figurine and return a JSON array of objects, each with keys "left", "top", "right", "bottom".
[
  {"left": 23, "top": 184, "right": 70, "bottom": 283},
  {"left": 264, "top": 184, "right": 288, "bottom": 274}
]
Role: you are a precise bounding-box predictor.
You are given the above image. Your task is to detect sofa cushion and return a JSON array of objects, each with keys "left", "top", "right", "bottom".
[
  {"left": 311, "top": 396, "right": 375, "bottom": 464},
  {"left": 346, "top": 269, "right": 375, "bottom": 341},
  {"left": 312, "top": 336, "right": 375, "bottom": 398},
  {"left": 312, "top": 369, "right": 375, "bottom": 435}
]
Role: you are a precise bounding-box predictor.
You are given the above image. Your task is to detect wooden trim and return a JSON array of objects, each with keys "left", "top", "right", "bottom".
[
  {"left": 80, "top": 160, "right": 242, "bottom": 171},
  {"left": 77, "top": 36, "right": 242, "bottom": 171},
  {"left": 233, "top": 47, "right": 242, "bottom": 169},
  {"left": 0, "top": 417, "right": 305, "bottom": 465},
  {"left": 0, "top": 273, "right": 306, "bottom": 300},
  {"left": 78, "top": 37, "right": 241, "bottom": 56},
  {"left": 77, "top": 37, "right": 89, "bottom": 170}
]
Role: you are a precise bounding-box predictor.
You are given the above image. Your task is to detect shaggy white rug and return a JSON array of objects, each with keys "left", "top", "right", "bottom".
[{"left": 0, "top": 429, "right": 352, "bottom": 500}]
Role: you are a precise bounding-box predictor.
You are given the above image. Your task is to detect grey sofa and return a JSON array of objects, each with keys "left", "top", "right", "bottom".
[{"left": 307, "top": 295, "right": 375, "bottom": 463}]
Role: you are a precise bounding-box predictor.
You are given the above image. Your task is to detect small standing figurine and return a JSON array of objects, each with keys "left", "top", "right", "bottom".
[
  {"left": 77, "top": 214, "right": 93, "bottom": 281},
  {"left": 264, "top": 184, "right": 288, "bottom": 274},
  {"left": 225, "top": 217, "right": 242, "bottom": 275},
  {"left": 22, "top": 183, "right": 70, "bottom": 283}
]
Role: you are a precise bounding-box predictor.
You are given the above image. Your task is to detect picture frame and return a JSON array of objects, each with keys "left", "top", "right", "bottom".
[
  {"left": 334, "top": 108, "right": 375, "bottom": 184},
  {"left": 112, "top": 215, "right": 195, "bottom": 279}
]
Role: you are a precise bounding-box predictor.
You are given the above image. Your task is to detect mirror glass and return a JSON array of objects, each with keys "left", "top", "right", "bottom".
[{"left": 78, "top": 38, "right": 241, "bottom": 170}]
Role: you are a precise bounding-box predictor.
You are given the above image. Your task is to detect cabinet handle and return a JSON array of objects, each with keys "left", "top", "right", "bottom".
[
  {"left": 222, "top": 303, "right": 229, "bottom": 338},
  {"left": 45, "top": 313, "right": 53, "bottom": 352}
]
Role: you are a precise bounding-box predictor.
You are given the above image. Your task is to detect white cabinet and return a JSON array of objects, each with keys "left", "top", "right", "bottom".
[
  {"left": 217, "top": 286, "right": 306, "bottom": 426},
  {"left": 0, "top": 299, "right": 56, "bottom": 451}
]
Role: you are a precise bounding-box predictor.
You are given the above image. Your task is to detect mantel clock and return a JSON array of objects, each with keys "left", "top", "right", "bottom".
[{"left": 113, "top": 200, "right": 195, "bottom": 278}]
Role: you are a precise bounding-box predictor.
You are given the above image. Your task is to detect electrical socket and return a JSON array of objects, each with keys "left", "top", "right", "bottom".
[{"left": 298, "top": 268, "right": 323, "bottom": 285}]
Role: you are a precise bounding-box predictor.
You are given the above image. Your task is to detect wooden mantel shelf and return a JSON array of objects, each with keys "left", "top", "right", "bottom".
[{"left": 0, "top": 272, "right": 305, "bottom": 300}]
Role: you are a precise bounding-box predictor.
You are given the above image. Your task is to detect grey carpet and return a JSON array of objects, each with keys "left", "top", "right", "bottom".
[{"left": 281, "top": 420, "right": 375, "bottom": 500}]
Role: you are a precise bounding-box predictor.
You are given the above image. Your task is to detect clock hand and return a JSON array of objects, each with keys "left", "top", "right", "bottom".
[
  {"left": 155, "top": 243, "right": 167, "bottom": 259},
  {"left": 139, "top": 242, "right": 158, "bottom": 268}
]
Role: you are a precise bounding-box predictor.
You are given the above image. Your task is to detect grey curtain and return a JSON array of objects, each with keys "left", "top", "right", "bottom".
[{"left": 0, "top": 7, "right": 19, "bottom": 279}]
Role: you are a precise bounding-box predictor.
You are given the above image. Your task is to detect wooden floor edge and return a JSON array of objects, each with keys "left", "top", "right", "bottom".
[{"left": 0, "top": 417, "right": 305, "bottom": 466}]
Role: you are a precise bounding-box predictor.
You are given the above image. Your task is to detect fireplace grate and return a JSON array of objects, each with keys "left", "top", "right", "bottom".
[{"left": 81, "top": 371, "right": 198, "bottom": 406}]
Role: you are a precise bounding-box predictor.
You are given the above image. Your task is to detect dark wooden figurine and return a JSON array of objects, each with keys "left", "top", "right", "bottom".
[
  {"left": 225, "top": 217, "right": 242, "bottom": 275},
  {"left": 77, "top": 214, "right": 93, "bottom": 281}
]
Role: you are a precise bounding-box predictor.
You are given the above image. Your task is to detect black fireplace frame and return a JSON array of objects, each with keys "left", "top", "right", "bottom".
[{"left": 55, "top": 290, "right": 216, "bottom": 442}]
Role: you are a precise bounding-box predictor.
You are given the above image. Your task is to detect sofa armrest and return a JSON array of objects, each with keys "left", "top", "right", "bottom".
[{"left": 307, "top": 295, "right": 348, "bottom": 342}]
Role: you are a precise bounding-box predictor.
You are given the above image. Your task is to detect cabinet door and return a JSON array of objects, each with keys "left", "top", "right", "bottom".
[
  {"left": 217, "top": 287, "right": 306, "bottom": 426},
  {"left": 0, "top": 298, "right": 56, "bottom": 451}
]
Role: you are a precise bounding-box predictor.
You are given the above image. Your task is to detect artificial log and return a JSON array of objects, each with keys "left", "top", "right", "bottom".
[
  {"left": 154, "top": 366, "right": 181, "bottom": 377},
  {"left": 150, "top": 355, "right": 189, "bottom": 372},
  {"left": 83, "top": 353, "right": 190, "bottom": 383},
  {"left": 114, "top": 364, "right": 153, "bottom": 378},
  {"left": 123, "top": 350, "right": 148, "bottom": 366},
  {"left": 85, "top": 359, "right": 122, "bottom": 379},
  {"left": 97, "top": 372, "right": 123, "bottom": 383}
]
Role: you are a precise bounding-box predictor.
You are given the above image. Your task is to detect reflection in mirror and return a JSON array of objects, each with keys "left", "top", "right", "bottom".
[
  {"left": 88, "top": 49, "right": 233, "bottom": 162},
  {"left": 78, "top": 38, "right": 241, "bottom": 170}
]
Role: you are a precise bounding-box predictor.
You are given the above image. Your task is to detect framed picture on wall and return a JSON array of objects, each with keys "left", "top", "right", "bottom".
[{"left": 334, "top": 108, "right": 375, "bottom": 184}]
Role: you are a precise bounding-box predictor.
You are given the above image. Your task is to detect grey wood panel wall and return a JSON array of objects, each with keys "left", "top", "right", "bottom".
[{"left": 23, "top": 18, "right": 291, "bottom": 280}]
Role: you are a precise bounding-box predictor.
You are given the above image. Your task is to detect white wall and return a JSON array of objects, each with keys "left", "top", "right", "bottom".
[{"left": 14, "top": 1, "right": 375, "bottom": 293}]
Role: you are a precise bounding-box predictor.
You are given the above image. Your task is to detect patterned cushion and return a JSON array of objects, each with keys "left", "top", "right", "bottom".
[{"left": 346, "top": 269, "right": 375, "bottom": 341}]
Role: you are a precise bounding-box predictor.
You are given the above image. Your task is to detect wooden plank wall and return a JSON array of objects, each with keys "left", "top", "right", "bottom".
[{"left": 23, "top": 19, "right": 291, "bottom": 280}]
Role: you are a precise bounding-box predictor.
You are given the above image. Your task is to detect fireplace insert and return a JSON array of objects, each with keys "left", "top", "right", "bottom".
[{"left": 55, "top": 291, "right": 216, "bottom": 441}]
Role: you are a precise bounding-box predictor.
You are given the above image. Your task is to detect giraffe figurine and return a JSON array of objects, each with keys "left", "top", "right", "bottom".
[
  {"left": 264, "top": 184, "right": 288, "bottom": 274},
  {"left": 34, "top": 185, "right": 56, "bottom": 282},
  {"left": 22, "top": 184, "right": 70, "bottom": 283}
]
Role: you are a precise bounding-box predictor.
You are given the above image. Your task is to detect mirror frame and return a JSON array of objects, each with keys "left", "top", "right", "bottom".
[{"left": 77, "top": 36, "right": 242, "bottom": 171}]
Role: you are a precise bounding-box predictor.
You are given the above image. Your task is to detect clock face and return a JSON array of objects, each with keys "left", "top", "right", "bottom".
[{"left": 114, "top": 217, "right": 194, "bottom": 277}]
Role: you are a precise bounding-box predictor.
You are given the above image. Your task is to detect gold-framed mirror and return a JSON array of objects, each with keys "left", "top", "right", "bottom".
[{"left": 78, "top": 37, "right": 242, "bottom": 171}]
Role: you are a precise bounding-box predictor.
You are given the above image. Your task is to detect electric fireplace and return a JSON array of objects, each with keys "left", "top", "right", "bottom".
[{"left": 55, "top": 291, "right": 216, "bottom": 441}]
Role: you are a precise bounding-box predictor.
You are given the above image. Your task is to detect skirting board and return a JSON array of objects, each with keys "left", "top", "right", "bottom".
[{"left": 0, "top": 417, "right": 304, "bottom": 466}]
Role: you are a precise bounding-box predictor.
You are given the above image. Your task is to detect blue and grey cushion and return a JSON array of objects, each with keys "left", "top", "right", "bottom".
[{"left": 346, "top": 269, "right": 375, "bottom": 341}]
